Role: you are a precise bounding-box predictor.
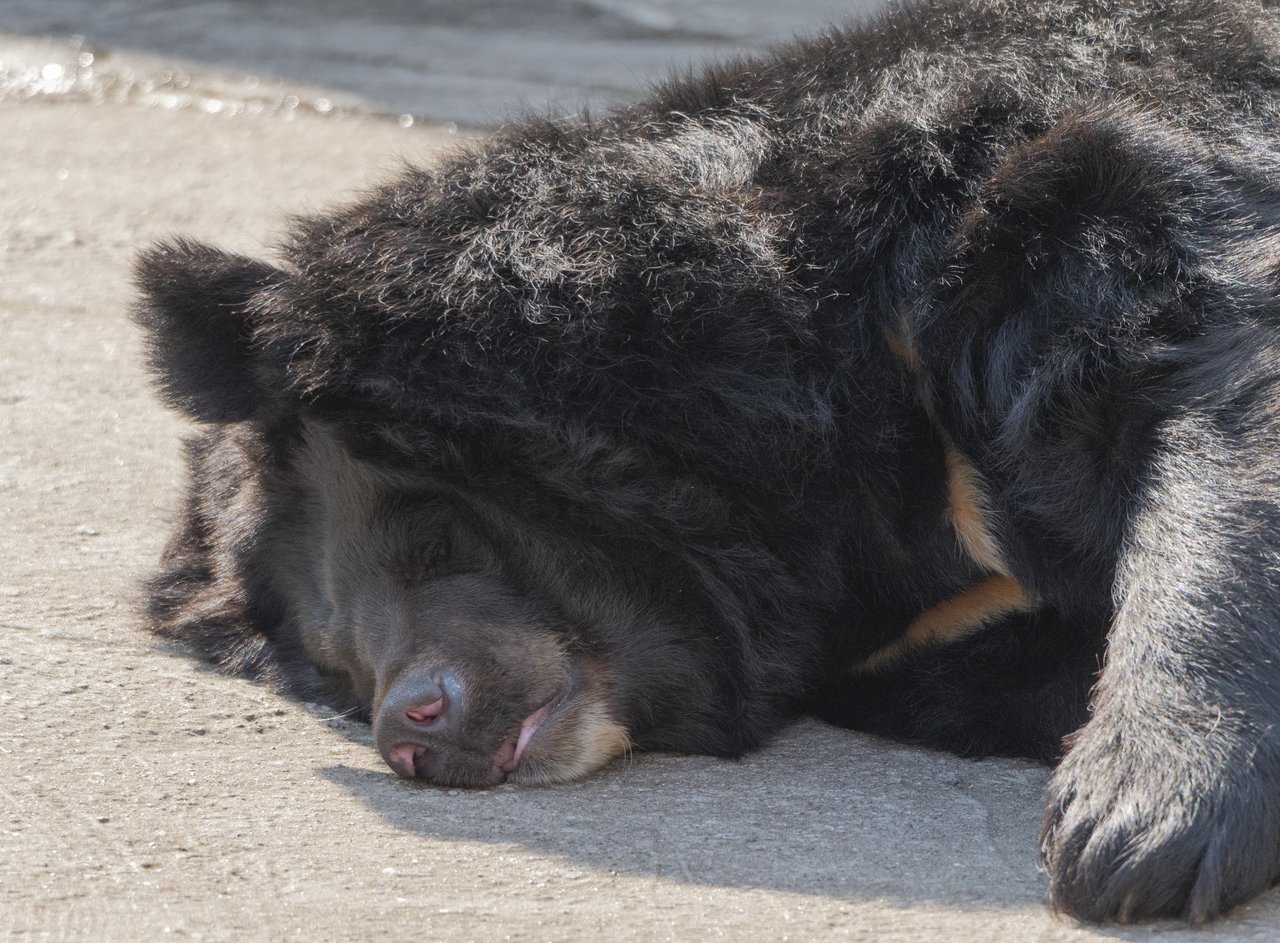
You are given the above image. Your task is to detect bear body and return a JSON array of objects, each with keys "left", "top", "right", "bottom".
[{"left": 136, "top": 0, "right": 1280, "bottom": 922}]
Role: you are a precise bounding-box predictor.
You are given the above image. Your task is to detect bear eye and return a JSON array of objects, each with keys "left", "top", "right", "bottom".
[
  {"left": 411, "top": 526, "right": 453, "bottom": 575},
  {"left": 374, "top": 495, "right": 459, "bottom": 583}
]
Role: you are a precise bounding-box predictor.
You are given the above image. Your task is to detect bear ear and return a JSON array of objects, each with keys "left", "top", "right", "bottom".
[{"left": 133, "top": 239, "right": 285, "bottom": 422}]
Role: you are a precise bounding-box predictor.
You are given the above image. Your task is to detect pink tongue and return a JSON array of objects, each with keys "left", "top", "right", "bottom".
[{"left": 511, "top": 703, "right": 552, "bottom": 767}]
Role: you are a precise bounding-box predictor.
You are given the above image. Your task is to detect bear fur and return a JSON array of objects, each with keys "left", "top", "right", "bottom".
[{"left": 135, "top": 0, "right": 1280, "bottom": 923}]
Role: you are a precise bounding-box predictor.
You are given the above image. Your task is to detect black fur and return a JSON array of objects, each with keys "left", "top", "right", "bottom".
[{"left": 135, "top": 0, "right": 1280, "bottom": 922}]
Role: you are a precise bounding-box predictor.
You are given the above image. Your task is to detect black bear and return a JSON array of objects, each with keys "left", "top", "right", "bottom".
[{"left": 134, "top": 0, "right": 1280, "bottom": 923}]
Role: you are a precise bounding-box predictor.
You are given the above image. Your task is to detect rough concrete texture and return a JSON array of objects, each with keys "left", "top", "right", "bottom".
[{"left": 3, "top": 39, "right": 1280, "bottom": 943}]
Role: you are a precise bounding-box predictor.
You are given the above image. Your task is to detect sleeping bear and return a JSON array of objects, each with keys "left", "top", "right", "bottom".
[{"left": 134, "top": 0, "right": 1280, "bottom": 923}]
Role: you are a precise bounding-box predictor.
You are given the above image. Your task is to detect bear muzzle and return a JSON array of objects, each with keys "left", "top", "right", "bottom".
[{"left": 373, "top": 666, "right": 562, "bottom": 787}]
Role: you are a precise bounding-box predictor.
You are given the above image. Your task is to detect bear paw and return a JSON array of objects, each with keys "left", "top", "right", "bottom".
[{"left": 1041, "top": 725, "right": 1280, "bottom": 923}]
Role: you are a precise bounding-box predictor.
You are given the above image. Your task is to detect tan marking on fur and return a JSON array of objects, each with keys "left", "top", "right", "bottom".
[
  {"left": 946, "top": 444, "right": 1009, "bottom": 576},
  {"left": 560, "top": 704, "right": 632, "bottom": 782},
  {"left": 518, "top": 661, "right": 631, "bottom": 785},
  {"left": 521, "top": 701, "right": 631, "bottom": 786},
  {"left": 883, "top": 326, "right": 921, "bottom": 370},
  {"left": 859, "top": 575, "right": 1033, "bottom": 671},
  {"left": 880, "top": 332, "right": 1007, "bottom": 577}
]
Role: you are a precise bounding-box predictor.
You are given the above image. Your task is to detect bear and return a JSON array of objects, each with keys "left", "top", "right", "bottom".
[{"left": 134, "top": 0, "right": 1280, "bottom": 924}]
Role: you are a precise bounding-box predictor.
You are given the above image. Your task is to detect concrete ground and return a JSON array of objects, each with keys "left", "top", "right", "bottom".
[{"left": 2, "top": 28, "right": 1280, "bottom": 943}]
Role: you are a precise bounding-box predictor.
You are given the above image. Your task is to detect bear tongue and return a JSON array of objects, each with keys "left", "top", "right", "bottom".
[{"left": 501, "top": 702, "right": 552, "bottom": 772}]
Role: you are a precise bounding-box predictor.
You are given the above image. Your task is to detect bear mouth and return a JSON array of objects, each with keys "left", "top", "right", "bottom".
[
  {"left": 493, "top": 699, "right": 556, "bottom": 775},
  {"left": 497, "top": 655, "right": 631, "bottom": 786},
  {"left": 388, "top": 685, "right": 565, "bottom": 785},
  {"left": 490, "top": 658, "right": 583, "bottom": 783},
  {"left": 388, "top": 656, "right": 628, "bottom": 787}
]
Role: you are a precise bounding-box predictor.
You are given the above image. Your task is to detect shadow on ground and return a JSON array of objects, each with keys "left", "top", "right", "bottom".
[
  {"left": 319, "top": 716, "right": 1056, "bottom": 909},
  {"left": 318, "top": 711, "right": 1280, "bottom": 933}
]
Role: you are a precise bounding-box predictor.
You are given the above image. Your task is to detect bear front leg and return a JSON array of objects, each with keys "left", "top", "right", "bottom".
[
  {"left": 910, "top": 101, "right": 1280, "bottom": 920},
  {"left": 1040, "top": 406, "right": 1280, "bottom": 922}
]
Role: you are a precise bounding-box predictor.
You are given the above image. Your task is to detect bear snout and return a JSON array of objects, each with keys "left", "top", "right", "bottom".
[{"left": 372, "top": 666, "right": 559, "bottom": 787}]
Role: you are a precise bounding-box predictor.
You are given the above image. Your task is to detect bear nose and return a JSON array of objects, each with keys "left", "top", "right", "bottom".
[
  {"left": 375, "top": 669, "right": 465, "bottom": 779},
  {"left": 380, "top": 669, "right": 460, "bottom": 725}
]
